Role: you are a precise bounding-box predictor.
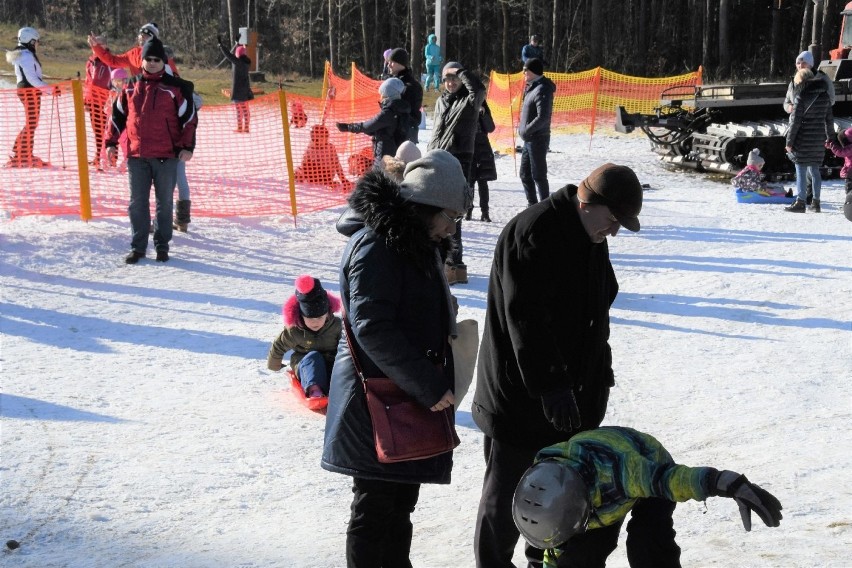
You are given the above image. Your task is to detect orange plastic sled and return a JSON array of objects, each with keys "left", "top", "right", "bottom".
[{"left": 288, "top": 369, "right": 329, "bottom": 412}]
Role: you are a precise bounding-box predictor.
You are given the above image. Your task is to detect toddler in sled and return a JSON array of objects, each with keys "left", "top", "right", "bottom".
[{"left": 731, "top": 148, "right": 790, "bottom": 197}]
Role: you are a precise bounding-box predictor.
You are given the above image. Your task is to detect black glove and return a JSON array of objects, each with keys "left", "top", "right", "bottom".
[
  {"left": 540, "top": 388, "right": 581, "bottom": 432},
  {"left": 336, "top": 122, "right": 350, "bottom": 133},
  {"left": 715, "top": 470, "right": 783, "bottom": 531}
]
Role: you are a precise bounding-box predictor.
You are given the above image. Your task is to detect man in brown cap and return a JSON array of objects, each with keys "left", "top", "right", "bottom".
[{"left": 473, "top": 164, "right": 666, "bottom": 568}]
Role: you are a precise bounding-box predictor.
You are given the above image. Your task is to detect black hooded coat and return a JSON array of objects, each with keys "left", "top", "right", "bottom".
[{"left": 321, "top": 171, "right": 456, "bottom": 484}]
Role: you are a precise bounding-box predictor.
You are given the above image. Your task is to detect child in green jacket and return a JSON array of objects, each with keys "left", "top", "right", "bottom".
[{"left": 267, "top": 275, "right": 342, "bottom": 397}]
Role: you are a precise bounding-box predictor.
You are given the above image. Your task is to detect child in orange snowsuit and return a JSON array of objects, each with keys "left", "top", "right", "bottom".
[{"left": 294, "top": 125, "right": 352, "bottom": 191}]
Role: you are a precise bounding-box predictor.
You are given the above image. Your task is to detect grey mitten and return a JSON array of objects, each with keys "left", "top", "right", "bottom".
[
  {"left": 540, "top": 388, "right": 581, "bottom": 432},
  {"left": 715, "top": 470, "right": 783, "bottom": 531}
]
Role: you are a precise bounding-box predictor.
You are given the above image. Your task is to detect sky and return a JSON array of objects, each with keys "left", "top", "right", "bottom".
[{"left": 1, "top": 128, "right": 850, "bottom": 568}]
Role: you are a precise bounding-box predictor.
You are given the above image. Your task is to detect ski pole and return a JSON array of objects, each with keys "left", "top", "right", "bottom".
[{"left": 54, "top": 87, "right": 66, "bottom": 169}]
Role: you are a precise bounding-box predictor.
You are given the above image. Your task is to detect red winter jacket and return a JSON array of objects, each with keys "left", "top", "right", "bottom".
[
  {"left": 106, "top": 69, "right": 197, "bottom": 159},
  {"left": 84, "top": 55, "right": 112, "bottom": 104}
]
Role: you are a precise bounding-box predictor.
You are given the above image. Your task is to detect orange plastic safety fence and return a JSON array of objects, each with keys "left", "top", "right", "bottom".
[
  {"left": 485, "top": 67, "right": 702, "bottom": 153},
  {"left": 1, "top": 78, "right": 382, "bottom": 220}
]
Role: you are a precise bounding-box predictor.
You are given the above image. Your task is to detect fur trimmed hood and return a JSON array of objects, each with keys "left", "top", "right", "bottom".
[
  {"left": 282, "top": 289, "right": 341, "bottom": 327},
  {"left": 341, "top": 169, "right": 451, "bottom": 272}
]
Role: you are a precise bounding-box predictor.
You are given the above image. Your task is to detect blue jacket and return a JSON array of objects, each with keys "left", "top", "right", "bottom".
[{"left": 425, "top": 34, "right": 442, "bottom": 66}]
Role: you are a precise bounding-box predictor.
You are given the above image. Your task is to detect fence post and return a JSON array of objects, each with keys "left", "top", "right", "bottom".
[
  {"left": 71, "top": 79, "right": 92, "bottom": 221},
  {"left": 589, "top": 67, "right": 603, "bottom": 146},
  {"left": 278, "top": 89, "right": 298, "bottom": 221}
]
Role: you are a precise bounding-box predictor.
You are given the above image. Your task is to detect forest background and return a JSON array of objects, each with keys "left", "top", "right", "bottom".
[{"left": 1, "top": 0, "right": 848, "bottom": 85}]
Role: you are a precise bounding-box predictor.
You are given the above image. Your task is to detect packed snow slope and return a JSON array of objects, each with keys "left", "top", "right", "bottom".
[{"left": 2, "top": 130, "right": 850, "bottom": 567}]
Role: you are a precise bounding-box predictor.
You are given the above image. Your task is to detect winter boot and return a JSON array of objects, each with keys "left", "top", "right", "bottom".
[
  {"left": 465, "top": 208, "right": 472, "bottom": 221},
  {"left": 454, "top": 264, "right": 468, "bottom": 284},
  {"left": 173, "top": 200, "right": 191, "bottom": 232},
  {"left": 809, "top": 199, "right": 821, "bottom": 212},
  {"left": 480, "top": 209, "right": 491, "bottom": 222},
  {"left": 784, "top": 199, "right": 806, "bottom": 213}
]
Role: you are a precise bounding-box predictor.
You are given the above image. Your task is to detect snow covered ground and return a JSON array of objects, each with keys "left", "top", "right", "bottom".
[{"left": 1, "top": 129, "right": 850, "bottom": 568}]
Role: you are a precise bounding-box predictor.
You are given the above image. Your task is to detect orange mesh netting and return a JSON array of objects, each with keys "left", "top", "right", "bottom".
[
  {"left": 485, "top": 67, "right": 702, "bottom": 153},
  {"left": 1, "top": 65, "right": 698, "bottom": 220}
]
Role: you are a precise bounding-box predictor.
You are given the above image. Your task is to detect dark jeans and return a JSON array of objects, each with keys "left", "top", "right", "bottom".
[
  {"left": 347, "top": 477, "right": 421, "bottom": 568},
  {"left": 520, "top": 136, "right": 550, "bottom": 205},
  {"left": 127, "top": 157, "right": 177, "bottom": 254},
  {"left": 476, "top": 180, "right": 490, "bottom": 212},
  {"left": 296, "top": 351, "right": 331, "bottom": 394}
]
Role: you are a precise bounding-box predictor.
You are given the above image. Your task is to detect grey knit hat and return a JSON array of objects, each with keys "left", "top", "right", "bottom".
[
  {"left": 399, "top": 149, "right": 472, "bottom": 213},
  {"left": 442, "top": 61, "right": 463, "bottom": 78},
  {"left": 379, "top": 77, "right": 405, "bottom": 100}
]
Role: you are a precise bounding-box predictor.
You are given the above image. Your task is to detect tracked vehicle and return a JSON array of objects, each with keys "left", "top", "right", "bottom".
[{"left": 615, "top": 2, "right": 852, "bottom": 180}]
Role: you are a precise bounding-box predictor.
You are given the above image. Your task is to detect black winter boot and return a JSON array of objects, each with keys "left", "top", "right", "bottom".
[
  {"left": 809, "top": 199, "right": 820, "bottom": 212},
  {"left": 480, "top": 208, "right": 491, "bottom": 222},
  {"left": 173, "top": 200, "right": 191, "bottom": 232},
  {"left": 785, "top": 199, "right": 806, "bottom": 213},
  {"left": 464, "top": 208, "right": 472, "bottom": 221}
]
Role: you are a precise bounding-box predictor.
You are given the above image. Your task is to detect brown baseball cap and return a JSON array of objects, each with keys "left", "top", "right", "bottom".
[{"left": 577, "top": 163, "right": 643, "bottom": 232}]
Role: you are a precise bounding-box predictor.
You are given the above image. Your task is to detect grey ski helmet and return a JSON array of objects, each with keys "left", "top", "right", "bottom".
[
  {"left": 18, "top": 27, "right": 40, "bottom": 45},
  {"left": 512, "top": 460, "right": 590, "bottom": 550}
]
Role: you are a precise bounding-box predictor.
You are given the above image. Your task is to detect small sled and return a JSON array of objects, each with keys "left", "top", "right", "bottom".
[
  {"left": 287, "top": 369, "right": 328, "bottom": 412},
  {"left": 735, "top": 188, "right": 795, "bottom": 204}
]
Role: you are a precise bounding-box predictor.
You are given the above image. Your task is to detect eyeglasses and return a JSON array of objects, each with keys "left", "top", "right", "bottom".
[
  {"left": 441, "top": 211, "right": 465, "bottom": 223},
  {"left": 144, "top": 57, "right": 162, "bottom": 63}
]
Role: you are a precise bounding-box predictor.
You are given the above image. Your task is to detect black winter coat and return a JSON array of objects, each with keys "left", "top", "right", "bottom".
[
  {"left": 396, "top": 67, "right": 424, "bottom": 129},
  {"left": 787, "top": 77, "right": 834, "bottom": 165},
  {"left": 472, "top": 184, "right": 617, "bottom": 449},
  {"left": 355, "top": 98, "right": 411, "bottom": 162},
  {"left": 428, "top": 69, "right": 487, "bottom": 160},
  {"left": 471, "top": 101, "right": 497, "bottom": 183},
  {"left": 518, "top": 75, "right": 556, "bottom": 141},
  {"left": 322, "top": 171, "right": 456, "bottom": 484},
  {"left": 218, "top": 44, "right": 254, "bottom": 103}
]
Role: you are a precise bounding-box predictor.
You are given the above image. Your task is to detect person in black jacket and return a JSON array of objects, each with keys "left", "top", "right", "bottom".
[
  {"left": 466, "top": 100, "right": 497, "bottom": 222},
  {"left": 428, "top": 61, "right": 486, "bottom": 284},
  {"left": 519, "top": 58, "right": 556, "bottom": 206},
  {"left": 472, "top": 163, "right": 645, "bottom": 568},
  {"left": 217, "top": 37, "right": 254, "bottom": 133},
  {"left": 337, "top": 77, "right": 410, "bottom": 167},
  {"left": 387, "top": 48, "right": 424, "bottom": 144},
  {"left": 784, "top": 67, "right": 834, "bottom": 213},
  {"left": 322, "top": 149, "right": 472, "bottom": 567}
]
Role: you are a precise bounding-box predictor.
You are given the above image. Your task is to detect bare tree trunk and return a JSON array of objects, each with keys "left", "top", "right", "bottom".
[
  {"left": 411, "top": 0, "right": 425, "bottom": 73},
  {"left": 589, "top": 0, "right": 602, "bottom": 67},
  {"left": 528, "top": 0, "right": 534, "bottom": 39},
  {"left": 551, "top": 0, "right": 559, "bottom": 69},
  {"left": 771, "top": 0, "right": 783, "bottom": 77},
  {"left": 823, "top": 0, "right": 837, "bottom": 58},
  {"left": 360, "top": 0, "right": 369, "bottom": 70},
  {"left": 328, "top": 0, "right": 336, "bottom": 72},
  {"left": 637, "top": 0, "right": 648, "bottom": 74},
  {"left": 800, "top": 0, "right": 811, "bottom": 53},
  {"left": 474, "top": 0, "right": 483, "bottom": 71},
  {"left": 227, "top": 0, "right": 235, "bottom": 44},
  {"left": 502, "top": 0, "right": 510, "bottom": 71},
  {"left": 719, "top": 0, "right": 730, "bottom": 78}
]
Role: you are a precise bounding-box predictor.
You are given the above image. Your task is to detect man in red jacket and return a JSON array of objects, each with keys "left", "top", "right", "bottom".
[{"left": 105, "top": 37, "right": 197, "bottom": 264}]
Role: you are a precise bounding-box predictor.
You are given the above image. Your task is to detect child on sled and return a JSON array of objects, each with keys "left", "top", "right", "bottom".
[
  {"left": 267, "top": 275, "right": 342, "bottom": 398},
  {"left": 731, "top": 148, "right": 791, "bottom": 197}
]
